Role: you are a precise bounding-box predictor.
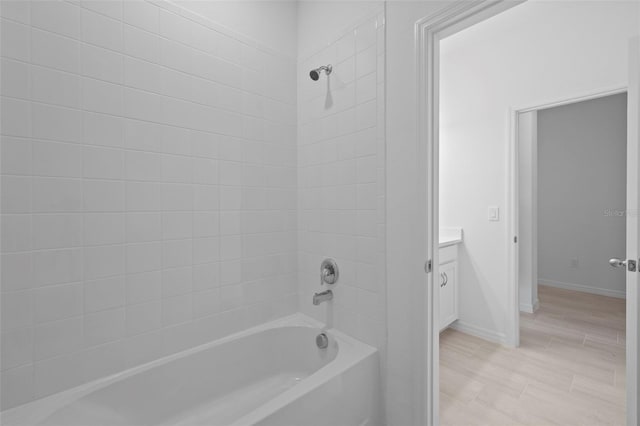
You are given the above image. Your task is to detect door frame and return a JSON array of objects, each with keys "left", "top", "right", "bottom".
[
  {"left": 417, "top": 1, "right": 637, "bottom": 424},
  {"left": 511, "top": 86, "right": 628, "bottom": 323},
  {"left": 415, "top": 1, "right": 523, "bottom": 424}
]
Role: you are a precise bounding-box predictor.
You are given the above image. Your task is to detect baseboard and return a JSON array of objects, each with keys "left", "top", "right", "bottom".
[
  {"left": 519, "top": 299, "right": 540, "bottom": 313},
  {"left": 450, "top": 320, "right": 508, "bottom": 345},
  {"left": 539, "top": 279, "right": 626, "bottom": 299},
  {"left": 519, "top": 302, "right": 535, "bottom": 313}
]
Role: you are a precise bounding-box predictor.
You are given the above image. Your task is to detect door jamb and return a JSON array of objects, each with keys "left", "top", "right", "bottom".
[
  {"left": 509, "top": 85, "right": 627, "bottom": 344},
  {"left": 415, "top": 1, "right": 524, "bottom": 424},
  {"left": 417, "top": 1, "right": 631, "bottom": 423}
]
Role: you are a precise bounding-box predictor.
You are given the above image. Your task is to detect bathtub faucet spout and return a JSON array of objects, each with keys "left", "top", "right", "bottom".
[{"left": 313, "top": 289, "right": 333, "bottom": 306}]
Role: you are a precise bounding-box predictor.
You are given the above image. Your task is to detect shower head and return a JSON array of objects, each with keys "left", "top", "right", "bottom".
[{"left": 309, "top": 65, "right": 332, "bottom": 81}]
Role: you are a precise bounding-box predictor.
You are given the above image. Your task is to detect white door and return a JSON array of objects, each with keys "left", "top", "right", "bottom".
[{"left": 626, "top": 36, "right": 640, "bottom": 426}]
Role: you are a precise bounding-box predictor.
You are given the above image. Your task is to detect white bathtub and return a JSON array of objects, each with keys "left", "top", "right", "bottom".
[{"left": 1, "top": 314, "right": 381, "bottom": 426}]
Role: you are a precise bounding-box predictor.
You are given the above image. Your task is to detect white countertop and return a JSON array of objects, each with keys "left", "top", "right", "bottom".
[{"left": 439, "top": 227, "right": 463, "bottom": 248}]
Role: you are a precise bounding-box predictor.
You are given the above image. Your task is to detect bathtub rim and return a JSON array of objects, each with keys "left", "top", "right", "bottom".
[{"left": 1, "top": 313, "right": 377, "bottom": 425}]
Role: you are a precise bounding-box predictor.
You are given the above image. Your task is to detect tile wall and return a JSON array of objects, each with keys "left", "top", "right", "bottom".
[
  {"left": 0, "top": 0, "right": 297, "bottom": 409},
  {"left": 297, "top": 11, "right": 386, "bottom": 349}
]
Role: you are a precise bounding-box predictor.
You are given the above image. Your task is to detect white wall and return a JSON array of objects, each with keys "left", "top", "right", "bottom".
[
  {"left": 439, "top": 0, "right": 639, "bottom": 341},
  {"left": 296, "top": 1, "right": 386, "bottom": 348},
  {"left": 538, "top": 93, "right": 627, "bottom": 298},
  {"left": 0, "top": 0, "right": 297, "bottom": 410}
]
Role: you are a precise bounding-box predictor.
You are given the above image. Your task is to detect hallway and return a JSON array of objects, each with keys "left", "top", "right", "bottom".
[{"left": 440, "top": 285, "right": 626, "bottom": 425}]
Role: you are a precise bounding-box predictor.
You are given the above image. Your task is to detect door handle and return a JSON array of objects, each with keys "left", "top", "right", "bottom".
[
  {"left": 609, "top": 258, "right": 637, "bottom": 272},
  {"left": 440, "top": 272, "right": 448, "bottom": 287}
]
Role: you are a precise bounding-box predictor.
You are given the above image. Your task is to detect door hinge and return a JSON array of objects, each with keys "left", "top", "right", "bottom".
[
  {"left": 425, "top": 259, "right": 432, "bottom": 273},
  {"left": 629, "top": 259, "right": 637, "bottom": 272},
  {"left": 514, "top": 236, "right": 518, "bottom": 243}
]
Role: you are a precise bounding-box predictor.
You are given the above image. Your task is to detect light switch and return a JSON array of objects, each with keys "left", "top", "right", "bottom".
[{"left": 488, "top": 206, "right": 500, "bottom": 221}]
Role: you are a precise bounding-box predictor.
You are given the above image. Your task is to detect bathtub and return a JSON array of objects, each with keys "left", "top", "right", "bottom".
[{"left": 1, "top": 314, "right": 380, "bottom": 426}]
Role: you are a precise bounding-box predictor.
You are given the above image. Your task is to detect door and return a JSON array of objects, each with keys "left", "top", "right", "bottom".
[{"left": 627, "top": 36, "right": 640, "bottom": 426}]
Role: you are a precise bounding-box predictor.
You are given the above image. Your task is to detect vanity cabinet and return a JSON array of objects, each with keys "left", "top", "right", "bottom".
[{"left": 439, "top": 244, "right": 459, "bottom": 331}]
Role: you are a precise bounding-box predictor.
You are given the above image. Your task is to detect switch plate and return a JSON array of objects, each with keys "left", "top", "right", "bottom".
[{"left": 488, "top": 206, "right": 500, "bottom": 221}]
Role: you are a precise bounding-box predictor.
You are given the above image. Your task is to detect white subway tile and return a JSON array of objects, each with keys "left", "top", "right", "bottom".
[
  {"left": 82, "top": 78, "right": 123, "bottom": 116},
  {"left": 34, "top": 316, "right": 83, "bottom": 360},
  {"left": 123, "top": 25, "right": 161, "bottom": 63},
  {"left": 82, "top": 340, "right": 126, "bottom": 381},
  {"left": 161, "top": 183, "right": 193, "bottom": 211},
  {"left": 1, "top": 98, "right": 31, "bottom": 138},
  {"left": 34, "top": 352, "right": 84, "bottom": 398},
  {"left": 124, "top": 56, "right": 163, "bottom": 94},
  {"left": 1, "top": 58, "right": 29, "bottom": 99},
  {"left": 84, "top": 245, "right": 125, "bottom": 280},
  {"left": 193, "top": 237, "right": 220, "bottom": 264},
  {"left": 80, "top": 43, "right": 123, "bottom": 84},
  {"left": 1, "top": 214, "right": 31, "bottom": 252},
  {"left": 81, "top": 9, "right": 122, "bottom": 51},
  {"left": 32, "top": 141, "right": 82, "bottom": 178},
  {"left": 34, "top": 282, "right": 83, "bottom": 323},
  {"left": 81, "top": 0, "right": 122, "bottom": 21},
  {"left": 123, "top": 0, "right": 158, "bottom": 32},
  {"left": 84, "top": 308, "right": 125, "bottom": 347},
  {"left": 126, "top": 212, "right": 162, "bottom": 243},
  {"left": 84, "top": 213, "right": 125, "bottom": 246},
  {"left": 161, "top": 294, "right": 192, "bottom": 326},
  {"left": 125, "top": 181, "right": 162, "bottom": 211},
  {"left": 0, "top": 1, "right": 30, "bottom": 24},
  {"left": 1, "top": 365, "right": 34, "bottom": 410},
  {"left": 32, "top": 248, "right": 83, "bottom": 287},
  {"left": 83, "top": 146, "right": 124, "bottom": 179},
  {"left": 194, "top": 212, "right": 219, "bottom": 238},
  {"left": 126, "top": 242, "right": 161, "bottom": 274},
  {"left": 124, "top": 330, "right": 162, "bottom": 368},
  {"left": 83, "top": 180, "right": 125, "bottom": 212},
  {"left": 30, "top": 28, "right": 79, "bottom": 73},
  {"left": 84, "top": 276, "right": 125, "bottom": 313},
  {"left": 125, "top": 300, "right": 160, "bottom": 336},
  {"left": 192, "top": 288, "right": 219, "bottom": 318},
  {"left": 161, "top": 266, "right": 192, "bottom": 298},
  {"left": 162, "top": 239, "right": 192, "bottom": 268},
  {"left": 193, "top": 262, "right": 220, "bottom": 291},
  {"left": 1, "top": 253, "right": 33, "bottom": 292},
  {"left": 1, "top": 291, "right": 33, "bottom": 331},
  {"left": 1, "top": 19, "right": 30, "bottom": 61},
  {"left": 1, "top": 328, "right": 33, "bottom": 371},
  {"left": 83, "top": 112, "right": 124, "bottom": 148},
  {"left": 162, "top": 211, "right": 192, "bottom": 240},
  {"left": 32, "top": 213, "right": 82, "bottom": 250},
  {"left": 32, "top": 177, "right": 82, "bottom": 213},
  {"left": 31, "top": 0, "right": 81, "bottom": 39},
  {"left": 1, "top": 137, "right": 32, "bottom": 176},
  {"left": 32, "top": 103, "right": 82, "bottom": 143},
  {"left": 126, "top": 271, "right": 161, "bottom": 305}
]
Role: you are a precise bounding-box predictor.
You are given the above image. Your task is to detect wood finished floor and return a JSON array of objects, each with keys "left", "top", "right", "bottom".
[{"left": 440, "top": 285, "right": 626, "bottom": 426}]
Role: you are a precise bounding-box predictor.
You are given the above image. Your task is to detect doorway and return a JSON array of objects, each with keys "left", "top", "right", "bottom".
[{"left": 422, "top": 2, "right": 640, "bottom": 425}]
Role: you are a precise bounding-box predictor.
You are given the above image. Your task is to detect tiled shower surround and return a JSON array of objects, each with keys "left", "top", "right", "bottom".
[
  {"left": 0, "top": 0, "right": 298, "bottom": 409},
  {"left": 297, "top": 12, "right": 386, "bottom": 348}
]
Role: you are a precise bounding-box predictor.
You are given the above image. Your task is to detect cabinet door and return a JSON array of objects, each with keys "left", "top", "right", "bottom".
[{"left": 439, "top": 261, "right": 458, "bottom": 330}]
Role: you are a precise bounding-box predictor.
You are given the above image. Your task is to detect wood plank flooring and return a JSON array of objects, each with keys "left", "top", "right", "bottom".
[{"left": 440, "top": 285, "right": 626, "bottom": 426}]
